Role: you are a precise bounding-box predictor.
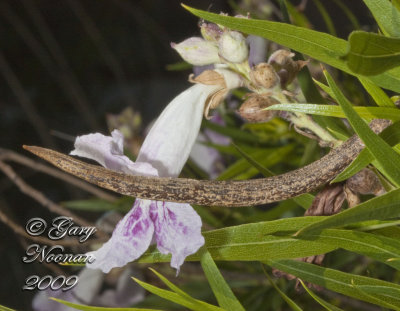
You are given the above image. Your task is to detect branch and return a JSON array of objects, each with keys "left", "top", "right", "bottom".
[{"left": 23, "top": 119, "right": 390, "bottom": 207}]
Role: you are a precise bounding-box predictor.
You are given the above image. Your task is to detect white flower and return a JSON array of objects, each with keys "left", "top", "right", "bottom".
[{"left": 70, "top": 70, "right": 241, "bottom": 273}]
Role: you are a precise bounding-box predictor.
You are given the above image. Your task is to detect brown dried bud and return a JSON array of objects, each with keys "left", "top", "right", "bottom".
[
  {"left": 238, "top": 95, "right": 279, "bottom": 123},
  {"left": 268, "top": 49, "right": 308, "bottom": 87},
  {"left": 346, "top": 168, "right": 385, "bottom": 196},
  {"left": 249, "top": 63, "right": 280, "bottom": 89}
]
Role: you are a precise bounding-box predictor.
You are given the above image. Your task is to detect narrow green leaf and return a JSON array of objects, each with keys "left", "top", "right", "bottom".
[
  {"left": 50, "top": 298, "right": 162, "bottom": 311},
  {"left": 325, "top": 70, "right": 400, "bottom": 186},
  {"left": 200, "top": 250, "right": 245, "bottom": 311},
  {"left": 139, "top": 217, "right": 336, "bottom": 263},
  {"left": 262, "top": 266, "right": 303, "bottom": 311},
  {"left": 332, "top": 121, "right": 400, "bottom": 182},
  {"left": 299, "top": 280, "right": 344, "bottom": 311},
  {"left": 362, "top": 0, "right": 400, "bottom": 37},
  {"left": 0, "top": 305, "right": 17, "bottom": 311},
  {"left": 350, "top": 283, "right": 400, "bottom": 311},
  {"left": 267, "top": 260, "right": 400, "bottom": 308},
  {"left": 132, "top": 277, "right": 224, "bottom": 311},
  {"left": 279, "top": 0, "right": 348, "bottom": 139},
  {"left": 300, "top": 229, "right": 400, "bottom": 270},
  {"left": 181, "top": 5, "right": 400, "bottom": 93},
  {"left": 346, "top": 31, "right": 400, "bottom": 75},
  {"left": 296, "top": 188, "right": 400, "bottom": 235},
  {"left": 313, "top": 79, "right": 336, "bottom": 99},
  {"left": 267, "top": 103, "right": 400, "bottom": 121},
  {"left": 359, "top": 76, "right": 395, "bottom": 107}
]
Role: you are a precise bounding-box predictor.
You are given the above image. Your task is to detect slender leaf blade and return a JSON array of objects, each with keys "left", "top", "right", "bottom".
[
  {"left": 200, "top": 250, "right": 245, "bottom": 311},
  {"left": 325, "top": 70, "right": 400, "bottom": 186}
]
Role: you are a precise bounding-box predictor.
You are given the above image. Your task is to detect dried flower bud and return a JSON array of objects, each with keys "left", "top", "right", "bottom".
[
  {"left": 190, "top": 69, "right": 243, "bottom": 119},
  {"left": 200, "top": 22, "right": 222, "bottom": 42},
  {"left": 346, "top": 168, "right": 385, "bottom": 196},
  {"left": 171, "top": 37, "right": 220, "bottom": 66},
  {"left": 218, "top": 31, "right": 248, "bottom": 63},
  {"left": 238, "top": 95, "right": 279, "bottom": 123},
  {"left": 268, "top": 49, "right": 308, "bottom": 87},
  {"left": 249, "top": 63, "right": 280, "bottom": 89}
]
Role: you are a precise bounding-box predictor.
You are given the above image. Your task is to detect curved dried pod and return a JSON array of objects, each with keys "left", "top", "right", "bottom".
[
  {"left": 346, "top": 168, "right": 386, "bottom": 196},
  {"left": 249, "top": 63, "right": 280, "bottom": 89},
  {"left": 238, "top": 94, "right": 278, "bottom": 123},
  {"left": 22, "top": 119, "right": 391, "bottom": 207}
]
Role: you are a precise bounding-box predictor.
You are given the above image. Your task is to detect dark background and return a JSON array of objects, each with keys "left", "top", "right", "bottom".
[{"left": 0, "top": 1, "right": 374, "bottom": 310}]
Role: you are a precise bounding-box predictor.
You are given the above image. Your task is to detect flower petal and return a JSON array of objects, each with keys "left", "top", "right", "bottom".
[
  {"left": 71, "top": 130, "right": 158, "bottom": 176},
  {"left": 171, "top": 37, "right": 220, "bottom": 66},
  {"left": 137, "top": 83, "right": 219, "bottom": 177},
  {"left": 150, "top": 201, "right": 204, "bottom": 272},
  {"left": 87, "top": 199, "right": 154, "bottom": 273}
]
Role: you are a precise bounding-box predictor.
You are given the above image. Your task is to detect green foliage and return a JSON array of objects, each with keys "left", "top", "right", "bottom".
[
  {"left": 59, "top": 3, "right": 400, "bottom": 310},
  {"left": 182, "top": 4, "right": 400, "bottom": 93},
  {"left": 345, "top": 31, "right": 400, "bottom": 75}
]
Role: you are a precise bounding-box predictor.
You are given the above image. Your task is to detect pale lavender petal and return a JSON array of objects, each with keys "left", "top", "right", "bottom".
[
  {"left": 247, "top": 35, "right": 268, "bottom": 67},
  {"left": 87, "top": 199, "right": 154, "bottom": 273},
  {"left": 150, "top": 201, "right": 204, "bottom": 272},
  {"left": 137, "top": 83, "right": 219, "bottom": 177},
  {"left": 71, "top": 130, "right": 158, "bottom": 176}
]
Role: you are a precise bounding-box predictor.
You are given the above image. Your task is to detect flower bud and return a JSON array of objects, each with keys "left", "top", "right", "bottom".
[
  {"left": 346, "top": 168, "right": 385, "bottom": 196},
  {"left": 238, "top": 95, "right": 279, "bottom": 123},
  {"left": 268, "top": 49, "right": 308, "bottom": 87},
  {"left": 171, "top": 37, "right": 220, "bottom": 66},
  {"left": 218, "top": 31, "right": 248, "bottom": 63},
  {"left": 200, "top": 22, "right": 222, "bottom": 42},
  {"left": 249, "top": 63, "right": 280, "bottom": 89}
]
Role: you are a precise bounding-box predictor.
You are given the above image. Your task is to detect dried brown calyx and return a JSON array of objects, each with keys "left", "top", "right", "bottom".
[
  {"left": 268, "top": 49, "right": 308, "bottom": 87},
  {"left": 238, "top": 94, "right": 279, "bottom": 123},
  {"left": 249, "top": 63, "right": 280, "bottom": 90}
]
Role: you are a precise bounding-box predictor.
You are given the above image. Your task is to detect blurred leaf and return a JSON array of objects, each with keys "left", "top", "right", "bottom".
[
  {"left": 200, "top": 250, "right": 245, "bottom": 311},
  {"left": 182, "top": 4, "right": 400, "bottom": 93},
  {"left": 325, "top": 70, "right": 400, "bottom": 186},
  {"left": 267, "top": 103, "right": 400, "bottom": 121},
  {"left": 50, "top": 298, "right": 162, "bottom": 311},
  {"left": 232, "top": 143, "right": 314, "bottom": 209},
  {"left": 217, "top": 145, "right": 294, "bottom": 180},
  {"left": 267, "top": 260, "right": 400, "bottom": 308},
  {"left": 313, "top": 0, "right": 337, "bottom": 36},
  {"left": 203, "top": 120, "right": 263, "bottom": 144},
  {"left": 296, "top": 188, "right": 400, "bottom": 235},
  {"left": 299, "top": 280, "right": 344, "bottom": 311},
  {"left": 166, "top": 61, "right": 192, "bottom": 71},
  {"left": 284, "top": 0, "right": 312, "bottom": 28},
  {"left": 359, "top": 76, "right": 396, "bottom": 107},
  {"left": 0, "top": 305, "right": 17, "bottom": 311},
  {"left": 63, "top": 197, "right": 133, "bottom": 212},
  {"left": 345, "top": 31, "right": 400, "bottom": 75},
  {"left": 132, "top": 277, "right": 224, "bottom": 311},
  {"left": 362, "top": 0, "right": 400, "bottom": 37},
  {"left": 262, "top": 266, "right": 303, "bottom": 311},
  {"left": 332, "top": 0, "right": 360, "bottom": 30}
]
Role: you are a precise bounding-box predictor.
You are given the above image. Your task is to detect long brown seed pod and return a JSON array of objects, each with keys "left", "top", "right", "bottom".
[{"left": 23, "top": 119, "right": 389, "bottom": 207}]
